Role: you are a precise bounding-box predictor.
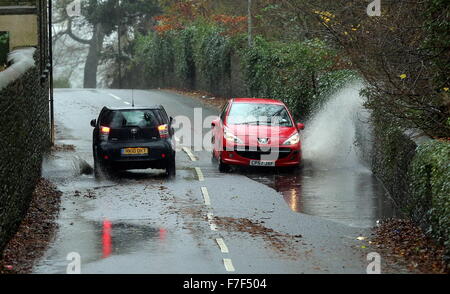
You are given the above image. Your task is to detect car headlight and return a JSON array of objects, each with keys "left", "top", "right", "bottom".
[
  {"left": 283, "top": 132, "right": 300, "bottom": 145},
  {"left": 224, "top": 127, "right": 243, "bottom": 144}
]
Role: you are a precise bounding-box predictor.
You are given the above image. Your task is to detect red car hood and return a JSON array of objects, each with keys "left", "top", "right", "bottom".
[{"left": 227, "top": 124, "right": 297, "bottom": 146}]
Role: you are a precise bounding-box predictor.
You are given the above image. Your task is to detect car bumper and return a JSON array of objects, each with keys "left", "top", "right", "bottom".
[
  {"left": 97, "top": 140, "right": 174, "bottom": 169},
  {"left": 221, "top": 145, "right": 301, "bottom": 167}
]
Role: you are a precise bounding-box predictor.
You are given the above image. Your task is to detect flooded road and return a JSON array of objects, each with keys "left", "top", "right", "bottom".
[
  {"left": 244, "top": 83, "right": 396, "bottom": 228},
  {"left": 245, "top": 164, "right": 395, "bottom": 228},
  {"left": 34, "top": 88, "right": 408, "bottom": 274}
]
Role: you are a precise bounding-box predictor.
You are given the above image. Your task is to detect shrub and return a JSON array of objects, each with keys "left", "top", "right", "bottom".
[
  {"left": 192, "top": 23, "right": 232, "bottom": 91},
  {"left": 409, "top": 140, "right": 450, "bottom": 254},
  {"left": 133, "top": 22, "right": 354, "bottom": 119},
  {"left": 53, "top": 77, "right": 71, "bottom": 88},
  {"left": 134, "top": 32, "right": 175, "bottom": 88},
  {"left": 240, "top": 37, "right": 355, "bottom": 119}
]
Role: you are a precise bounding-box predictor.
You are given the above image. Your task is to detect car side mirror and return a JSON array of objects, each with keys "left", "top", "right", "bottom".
[
  {"left": 297, "top": 123, "right": 305, "bottom": 130},
  {"left": 211, "top": 122, "right": 216, "bottom": 127},
  {"left": 90, "top": 119, "right": 97, "bottom": 128},
  {"left": 170, "top": 116, "right": 174, "bottom": 124}
]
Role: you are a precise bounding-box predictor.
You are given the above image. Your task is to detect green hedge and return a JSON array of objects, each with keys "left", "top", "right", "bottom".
[
  {"left": 242, "top": 37, "right": 355, "bottom": 118},
  {"left": 409, "top": 140, "right": 450, "bottom": 253},
  {"left": 53, "top": 77, "right": 71, "bottom": 88},
  {"left": 133, "top": 22, "right": 354, "bottom": 119}
]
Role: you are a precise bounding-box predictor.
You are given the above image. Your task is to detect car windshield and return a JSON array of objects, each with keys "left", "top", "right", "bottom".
[
  {"left": 227, "top": 103, "right": 293, "bottom": 126},
  {"left": 101, "top": 110, "right": 163, "bottom": 128}
]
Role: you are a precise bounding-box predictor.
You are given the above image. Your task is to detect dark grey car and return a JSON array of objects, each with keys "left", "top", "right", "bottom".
[{"left": 90, "top": 106, "right": 176, "bottom": 178}]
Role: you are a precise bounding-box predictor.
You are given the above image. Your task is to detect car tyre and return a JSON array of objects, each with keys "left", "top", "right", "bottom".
[
  {"left": 166, "top": 155, "right": 176, "bottom": 178},
  {"left": 94, "top": 150, "right": 110, "bottom": 179}
]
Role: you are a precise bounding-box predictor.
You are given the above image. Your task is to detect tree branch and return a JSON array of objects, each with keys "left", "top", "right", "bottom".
[{"left": 66, "top": 17, "right": 92, "bottom": 45}]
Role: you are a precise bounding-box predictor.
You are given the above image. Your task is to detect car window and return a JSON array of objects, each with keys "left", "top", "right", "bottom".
[
  {"left": 227, "top": 103, "right": 293, "bottom": 127},
  {"left": 101, "top": 110, "right": 164, "bottom": 128},
  {"left": 160, "top": 108, "right": 169, "bottom": 123}
]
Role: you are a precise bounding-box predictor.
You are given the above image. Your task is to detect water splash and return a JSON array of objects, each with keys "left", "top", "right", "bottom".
[
  {"left": 71, "top": 155, "right": 94, "bottom": 175},
  {"left": 302, "top": 81, "right": 368, "bottom": 170}
]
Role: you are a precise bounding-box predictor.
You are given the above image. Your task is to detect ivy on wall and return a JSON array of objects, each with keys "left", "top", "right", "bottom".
[{"left": 409, "top": 140, "right": 450, "bottom": 254}]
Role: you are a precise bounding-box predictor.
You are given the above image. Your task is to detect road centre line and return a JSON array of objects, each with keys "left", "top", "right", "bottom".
[
  {"left": 108, "top": 93, "right": 122, "bottom": 100},
  {"left": 201, "top": 187, "right": 211, "bottom": 206},
  {"left": 223, "top": 258, "right": 235, "bottom": 272},
  {"left": 195, "top": 167, "right": 205, "bottom": 182},
  {"left": 216, "top": 238, "right": 229, "bottom": 254},
  {"left": 108, "top": 93, "right": 130, "bottom": 105},
  {"left": 182, "top": 147, "right": 197, "bottom": 161}
]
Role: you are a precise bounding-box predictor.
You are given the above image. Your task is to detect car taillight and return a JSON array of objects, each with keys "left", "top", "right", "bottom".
[
  {"left": 100, "top": 126, "right": 110, "bottom": 141},
  {"left": 158, "top": 124, "right": 169, "bottom": 139},
  {"left": 101, "top": 126, "right": 110, "bottom": 134}
]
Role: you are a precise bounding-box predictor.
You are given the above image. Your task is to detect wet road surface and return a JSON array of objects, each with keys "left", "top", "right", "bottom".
[{"left": 34, "top": 89, "right": 403, "bottom": 274}]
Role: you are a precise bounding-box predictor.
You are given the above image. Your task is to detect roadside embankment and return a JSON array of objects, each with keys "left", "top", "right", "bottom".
[{"left": 0, "top": 178, "right": 61, "bottom": 274}]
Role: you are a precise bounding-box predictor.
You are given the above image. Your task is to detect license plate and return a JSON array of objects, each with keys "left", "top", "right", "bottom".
[
  {"left": 250, "top": 160, "right": 275, "bottom": 167},
  {"left": 121, "top": 148, "right": 149, "bottom": 156}
]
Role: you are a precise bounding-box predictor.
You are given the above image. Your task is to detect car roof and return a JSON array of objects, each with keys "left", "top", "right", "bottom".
[
  {"left": 231, "top": 98, "right": 285, "bottom": 105},
  {"left": 103, "top": 105, "right": 164, "bottom": 111}
]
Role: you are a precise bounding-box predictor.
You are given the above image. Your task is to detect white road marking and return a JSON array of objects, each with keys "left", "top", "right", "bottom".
[
  {"left": 201, "top": 187, "right": 211, "bottom": 206},
  {"left": 182, "top": 147, "right": 197, "bottom": 161},
  {"left": 108, "top": 93, "right": 122, "bottom": 100},
  {"left": 223, "top": 258, "right": 235, "bottom": 272},
  {"left": 123, "top": 101, "right": 131, "bottom": 105},
  {"left": 195, "top": 167, "right": 204, "bottom": 182},
  {"left": 216, "top": 238, "right": 229, "bottom": 254},
  {"left": 207, "top": 213, "right": 217, "bottom": 231}
]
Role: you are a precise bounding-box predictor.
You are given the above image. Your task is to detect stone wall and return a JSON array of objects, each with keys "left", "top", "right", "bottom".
[
  {"left": 369, "top": 115, "right": 450, "bottom": 254},
  {"left": 0, "top": 49, "right": 50, "bottom": 254}
]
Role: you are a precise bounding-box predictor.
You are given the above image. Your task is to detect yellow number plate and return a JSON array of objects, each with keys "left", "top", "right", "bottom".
[{"left": 122, "top": 148, "right": 149, "bottom": 156}]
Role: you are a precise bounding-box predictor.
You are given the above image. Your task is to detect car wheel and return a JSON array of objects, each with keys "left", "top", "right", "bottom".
[
  {"left": 94, "top": 150, "right": 109, "bottom": 179},
  {"left": 93, "top": 150, "right": 101, "bottom": 178},
  {"left": 166, "top": 155, "right": 176, "bottom": 178}
]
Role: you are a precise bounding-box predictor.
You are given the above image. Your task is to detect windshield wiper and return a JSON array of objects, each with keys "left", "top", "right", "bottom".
[{"left": 240, "top": 121, "right": 264, "bottom": 125}]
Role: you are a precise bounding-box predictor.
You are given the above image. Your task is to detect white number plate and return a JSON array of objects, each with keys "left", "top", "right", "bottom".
[{"left": 250, "top": 160, "right": 275, "bottom": 167}]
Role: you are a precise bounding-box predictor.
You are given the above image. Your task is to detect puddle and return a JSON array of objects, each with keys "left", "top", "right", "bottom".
[
  {"left": 96, "top": 220, "right": 167, "bottom": 259},
  {"left": 245, "top": 165, "right": 396, "bottom": 228}
]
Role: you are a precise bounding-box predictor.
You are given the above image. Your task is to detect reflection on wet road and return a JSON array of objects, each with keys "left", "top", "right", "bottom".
[
  {"left": 100, "top": 220, "right": 166, "bottom": 259},
  {"left": 244, "top": 162, "right": 396, "bottom": 228}
]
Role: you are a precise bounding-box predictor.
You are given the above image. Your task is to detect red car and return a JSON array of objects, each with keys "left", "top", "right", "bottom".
[{"left": 211, "top": 98, "right": 304, "bottom": 172}]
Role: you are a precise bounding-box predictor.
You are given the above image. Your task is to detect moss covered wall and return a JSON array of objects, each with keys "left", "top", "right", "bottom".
[{"left": 371, "top": 116, "right": 450, "bottom": 255}]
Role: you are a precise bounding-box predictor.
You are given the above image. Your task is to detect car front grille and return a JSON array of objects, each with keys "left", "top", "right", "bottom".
[{"left": 234, "top": 147, "right": 292, "bottom": 160}]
